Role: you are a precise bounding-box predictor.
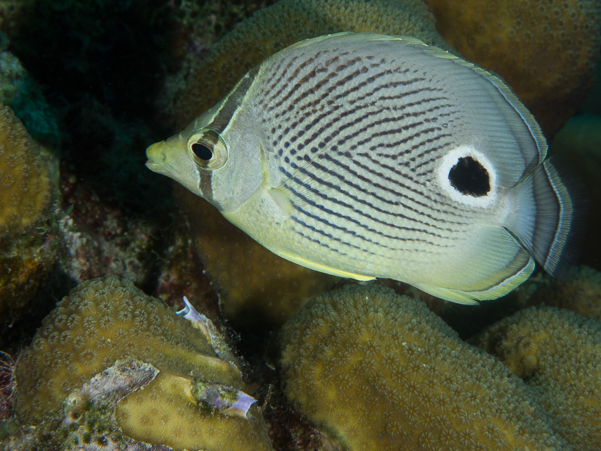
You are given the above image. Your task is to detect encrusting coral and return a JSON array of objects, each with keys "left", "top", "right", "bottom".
[
  {"left": 472, "top": 306, "right": 601, "bottom": 450},
  {"left": 115, "top": 368, "right": 273, "bottom": 451},
  {"left": 15, "top": 276, "right": 243, "bottom": 423},
  {"left": 279, "top": 284, "right": 569, "bottom": 450},
  {"left": 171, "top": 0, "right": 451, "bottom": 330},
  {"left": 14, "top": 275, "right": 273, "bottom": 450},
  {"left": 423, "top": 0, "right": 601, "bottom": 138},
  {"left": 0, "top": 50, "right": 60, "bottom": 150},
  {"left": 0, "top": 104, "right": 51, "bottom": 236},
  {"left": 517, "top": 266, "right": 601, "bottom": 321},
  {"left": 0, "top": 104, "right": 58, "bottom": 333},
  {"left": 52, "top": 358, "right": 273, "bottom": 451}
]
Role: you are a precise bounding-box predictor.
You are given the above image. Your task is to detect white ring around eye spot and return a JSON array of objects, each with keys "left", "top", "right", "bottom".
[{"left": 437, "top": 145, "right": 497, "bottom": 208}]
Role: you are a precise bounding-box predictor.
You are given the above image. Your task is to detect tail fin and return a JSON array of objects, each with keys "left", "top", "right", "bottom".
[{"left": 504, "top": 157, "right": 587, "bottom": 278}]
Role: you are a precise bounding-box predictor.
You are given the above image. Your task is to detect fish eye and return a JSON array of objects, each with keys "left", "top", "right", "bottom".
[
  {"left": 448, "top": 156, "right": 490, "bottom": 197},
  {"left": 191, "top": 142, "right": 213, "bottom": 161},
  {"left": 188, "top": 129, "right": 228, "bottom": 170}
]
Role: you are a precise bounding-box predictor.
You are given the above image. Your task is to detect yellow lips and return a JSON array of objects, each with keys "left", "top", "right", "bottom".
[{"left": 145, "top": 140, "right": 166, "bottom": 173}]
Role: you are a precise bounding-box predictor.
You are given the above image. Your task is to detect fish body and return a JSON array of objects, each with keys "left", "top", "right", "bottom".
[{"left": 146, "top": 33, "right": 580, "bottom": 304}]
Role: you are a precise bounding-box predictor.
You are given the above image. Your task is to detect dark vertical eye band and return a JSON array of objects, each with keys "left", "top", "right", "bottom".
[{"left": 188, "top": 129, "right": 228, "bottom": 170}]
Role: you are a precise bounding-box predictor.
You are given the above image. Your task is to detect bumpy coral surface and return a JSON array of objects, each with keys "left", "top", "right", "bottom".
[
  {"left": 519, "top": 266, "right": 601, "bottom": 321},
  {"left": 0, "top": 228, "right": 60, "bottom": 334},
  {"left": 51, "top": 357, "right": 274, "bottom": 451},
  {"left": 58, "top": 359, "right": 159, "bottom": 450},
  {"left": 423, "top": 0, "right": 601, "bottom": 138},
  {"left": 0, "top": 51, "right": 60, "bottom": 149},
  {"left": 116, "top": 369, "right": 273, "bottom": 451},
  {"left": 174, "top": 0, "right": 451, "bottom": 127},
  {"left": 0, "top": 104, "right": 51, "bottom": 236},
  {"left": 0, "top": 104, "right": 58, "bottom": 332},
  {"left": 280, "top": 285, "right": 567, "bottom": 450},
  {"left": 473, "top": 307, "right": 601, "bottom": 450},
  {"left": 15, "top": 275, "right": 244, "bottom": 423}
]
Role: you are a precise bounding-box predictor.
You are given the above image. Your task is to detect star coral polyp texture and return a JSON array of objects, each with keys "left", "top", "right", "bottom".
[
  {"left": 116, "top": 370, "right": 273, "bottom": 451},
  {"left": 521, "top": 266, "right": 601, "bottom": 321},
  {"left": 15, "top": 275, "right": 244, "bottom": 423},
  {"left": 0, "top": 104, "right": 51, "bottom": 236},
  {"left": 423, "top": 0, "right": 601, "bottom": 138},
  {"left": 279, "top": 285, "right": 568, "bottom": 450},
  {"left": 472, "top": 306, "right": 601, "bottom": 450}
]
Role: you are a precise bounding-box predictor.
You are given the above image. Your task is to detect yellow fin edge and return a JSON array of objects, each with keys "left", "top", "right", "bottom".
[
  {"left": 278, "top": 251, "right": 375, "bottom": 281},
  {"left": 414, "top": 257, "right": 535, "bottom": 305}
]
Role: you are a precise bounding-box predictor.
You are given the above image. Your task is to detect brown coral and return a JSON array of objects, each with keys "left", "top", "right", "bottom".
[
  {"left": 280, "top": 285, "right": 567, "bottom": 450},
  {"left": 15, "top": 275, "right": 244, "bottom": 423},
  {"left": 472, "top": 306, "right": 601, "bottom": 450},
  {"left": 423, "top": 0, "right": 601, "bottom": 138},
  {"left": 0, "top": 104, "right": 57, "bottom": 333},
  {"left": 0, "top": 104, "right": 51, "bottom": 236},
  {"left": 116, "top": 369, "right": 273, "bottom": 451},
  {"left": 517, "top": 266, "right": 601, "bottom": 321}
]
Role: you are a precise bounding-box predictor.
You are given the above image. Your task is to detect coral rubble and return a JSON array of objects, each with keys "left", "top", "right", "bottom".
[{"left": 280, "top": 285, "right": 568, "bottom": 450}]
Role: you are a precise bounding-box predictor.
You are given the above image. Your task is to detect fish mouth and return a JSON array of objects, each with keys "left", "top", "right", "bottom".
[{"left": 145, "top": 141, "right": 167, "bottom": 173}]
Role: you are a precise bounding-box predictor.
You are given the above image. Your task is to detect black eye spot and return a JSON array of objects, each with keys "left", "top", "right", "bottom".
[
  {"left": 191, "top": 142, "right": 213, "bottom": 161},
  {"left": 448, "top": 156, "right": 490, "bottom": 197}
]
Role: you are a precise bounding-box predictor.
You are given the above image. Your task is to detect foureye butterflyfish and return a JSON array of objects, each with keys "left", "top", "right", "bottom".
[{"left": 146, "top": 32, "right": 582, "bottom": 305}]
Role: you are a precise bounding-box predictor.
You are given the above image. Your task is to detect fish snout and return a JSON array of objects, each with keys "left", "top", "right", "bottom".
[{"left": 145, "top": 140, "right": 168, "bottom": 173}]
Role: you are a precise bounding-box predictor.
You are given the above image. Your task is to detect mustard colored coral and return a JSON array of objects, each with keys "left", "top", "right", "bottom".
[
  {"left": 116, "top": 370, "right": 273, "bottom": 451},
  {"left": 15, "top": 275, "right": 244, "bottom": 423},
  {"left": 0, "top": 104, "right": 51, "bottom": 236},
  {"left": 423, "top": 0, "right": 601, "bottom": 137},
  {"left": 280, "top": 285, "right": 567, "bottom": 450},
  {"left": 473, "top": 306, "right": 601, "bottom": 449},
  {"left": 520, "top": 266, "right": 601, "bottom": 321}
]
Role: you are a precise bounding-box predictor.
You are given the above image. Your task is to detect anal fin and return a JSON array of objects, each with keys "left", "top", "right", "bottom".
[
  {"left": 414, "top": 256, "right": 535, "bottom": 305},
  {"left": 413, "top": 284, "right": 479, "bottom": 305}
]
